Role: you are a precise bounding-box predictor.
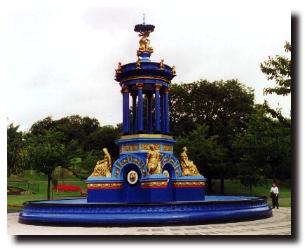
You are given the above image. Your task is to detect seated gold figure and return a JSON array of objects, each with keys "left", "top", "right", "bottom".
[
  {"left": 90, "top": 148, "right": 112, "bottom": 177},
  {"left": 138, "top": 31, "right": 153, "bottom": 53},
  {"left": 146, "top": 145, "right": 162, "bottom": 175},
  {"left": 180, "top": 146, "right": 201, "bottom": 176}
]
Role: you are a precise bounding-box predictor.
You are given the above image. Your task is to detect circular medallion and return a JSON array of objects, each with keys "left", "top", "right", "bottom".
[
  {"left": 127, "top": 170, "right": 138, "bottom": 185},
  {"left": 163, "top": 170, "right": 170, "bottom": 178}
]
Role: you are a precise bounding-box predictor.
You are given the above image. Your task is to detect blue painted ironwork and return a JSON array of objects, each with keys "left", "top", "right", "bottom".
[
  {"left": 155, "top": 86, "right": 161, "bottom": 132},
  {"left": 137, "top": 85, "right": 144, "bottom": 132},
  {"left": 161, "top": 93, "right": 164, "bottom": 133},
  {"left": 19, "top": 196, "right": 272, "bottom": 225},
  {"left": 164, "top": 90, "right": 169, "bottom": 133},
  {"left": 122, "top": 89, "right": 129, "bottom": 134},
  {"left": 132, "top": 94, "right": 137, "bottom": 133},
  {"left": 147, "top": 94, "right": 153, "bottom": 133}
]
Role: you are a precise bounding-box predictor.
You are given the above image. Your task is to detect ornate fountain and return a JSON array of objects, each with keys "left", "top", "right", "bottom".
[
  {"left": 86, "top": 21, "right": 206, "bottom": 204},
  {"left": 19, "top": 20, "right": 272, "bottom": 226}
]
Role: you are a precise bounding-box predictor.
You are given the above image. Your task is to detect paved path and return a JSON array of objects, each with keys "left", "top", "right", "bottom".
[{"left": 7, "top": 208, "right": 291, "bottom": 235}]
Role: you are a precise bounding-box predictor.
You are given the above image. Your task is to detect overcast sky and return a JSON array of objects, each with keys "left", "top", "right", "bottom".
[{"left": 7, "top": 7, "right": 291, "bottom": 131}]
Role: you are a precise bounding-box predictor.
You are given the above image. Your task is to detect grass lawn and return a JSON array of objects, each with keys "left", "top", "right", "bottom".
[
  {"left": 8, "top": 177, "right": 87, "bottom": 212},
  {"left": 211, "top": 179, "right": 291, "bottom": 207}
]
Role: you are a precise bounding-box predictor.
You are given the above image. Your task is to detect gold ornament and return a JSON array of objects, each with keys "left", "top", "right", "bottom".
[
  {"left": 180, "top": 146, "right": 201, "bottom": 176},
  {"left": 136, "top": 59, "right": 141, "bottom": 69},
  {"left": 87, "top": 183, "right": 122, "bottom": 189},
  {"left": 171, "top": 65, "right": 176, "bottom": 76},
  {"left": 90, "top": 148, "right": 112, "bottom": 177},
  {"left": 137, "top": 31, "right": 154, "bottom": 55},
  {"left": 173, "top": 181, "right": 205, "bottom": 188},
  {"left": 115, "top": 62, "right": 122, "bottom": 79},
  {"left": 159, "top": 59, "right": 165, "bottom": 70},
  {"left": 141, "top": 181, "right": 168, "bottom": 188},
  {"left": 146, "top": 144, "right": 162, "bottom": 175},
  {"left": 162, "top": 144, "right": 173, "bottom": 152},
  {"left": 122, "top": 144, "right": 139, "bottom": 152}
]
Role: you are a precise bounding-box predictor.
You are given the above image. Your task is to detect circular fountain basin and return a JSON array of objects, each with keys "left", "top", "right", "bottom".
[{"left": 19, "top": 196, "right": 272, "bottom": 226}]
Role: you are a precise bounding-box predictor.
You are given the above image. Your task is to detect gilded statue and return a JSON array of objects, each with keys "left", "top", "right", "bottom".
[
  {"left": 159, "top": 59, "right": 165, "bottom": 70},
  {"left": 172, "top": 65, "right": 176, "bottom": 76},
  {"left": 90, "top": 148, "right": 112, "bottom": 177},
  {"left": 115, "top": 62, "right": 122, "bottom": 73},
  {"left": 146, "top": 144, "right": 162, "bottom": 175},
  {"left": 180, "top": 147, "right": 201, "bottom": 176},
  {"left": 137, "top": 31, "right": 153, "bottom": 54},
  {"left": 115, "top": 62, "right": 122, "bottom": 78}
]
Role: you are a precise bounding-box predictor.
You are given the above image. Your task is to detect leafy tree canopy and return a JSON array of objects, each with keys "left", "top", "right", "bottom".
[
  {"left": 261, "top": 41, "right": 291, "bottom": 96},
  {"left": 7, "top": 124, "right": 25, "bottom": 176},
  {"left": 170, "top": 79, "right": 255, "bottom": 139}
]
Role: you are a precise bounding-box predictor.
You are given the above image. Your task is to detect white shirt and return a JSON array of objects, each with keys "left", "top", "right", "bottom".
[{"left": 271, "top": 186, "right": 279, "bottom": 194}]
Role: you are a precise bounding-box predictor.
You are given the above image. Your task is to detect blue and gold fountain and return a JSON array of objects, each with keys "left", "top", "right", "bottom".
[{"left": 19, "top": 20, "right": 272, "bottom": 226}]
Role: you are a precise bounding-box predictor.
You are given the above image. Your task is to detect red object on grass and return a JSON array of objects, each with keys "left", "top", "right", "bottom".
[{"left": 53, "top": 184, "right": 81, "bottom": 192}]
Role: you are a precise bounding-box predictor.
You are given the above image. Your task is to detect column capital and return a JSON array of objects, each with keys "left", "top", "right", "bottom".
[
  {"left": 121, "top": 85, "right": 129, "bottom": 93},
  {"left": 164, "top": 88, "right": 170, "bottom": 93},
  {"left": 155, "top": 83, "right": 162, "bottom": 90},
  {"left": 136, "top": 83, "right": 144, "bottom": 89}
]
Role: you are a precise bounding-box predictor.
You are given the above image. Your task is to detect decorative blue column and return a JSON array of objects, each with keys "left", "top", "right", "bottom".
[
  {"left": 161, "top": 93, "right": 166, "bottom": 133},
  {"left": 155, "top": 84, "right": 161, "bottom": 132},
  {"left": 137, "top": 83, "right": 144, "bottom": 132},
  {"left": 164, "top": 88, "right": 170, "bottom": 133},
  {"left": 122, "top": 86, "right": 130, "bottom": 134},
  {"left": 147, "top": 94, "right": 153, "bottom": 133},
  {"left": 132, "top": 93, "right": 137, "bottom": 134}
]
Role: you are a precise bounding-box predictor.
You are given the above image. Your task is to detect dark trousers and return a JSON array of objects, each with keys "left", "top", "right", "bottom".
[{"left": 271, "top": 193, "right": 279, "bottom": 208}]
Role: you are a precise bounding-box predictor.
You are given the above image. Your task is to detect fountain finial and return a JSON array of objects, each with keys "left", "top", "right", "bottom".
[{"left": 134, "top": 19, "right": 155, "bottom": 60}]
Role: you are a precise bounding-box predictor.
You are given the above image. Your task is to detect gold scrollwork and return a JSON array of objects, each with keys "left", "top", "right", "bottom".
[
  {"left": 141, "top": 181, "right": 168, "bottom": 188},
  {"left": 162, "top": 144, "right": 173, "bottom": 152},
  {"left": 122, "top": 144, "right": 139, "bottom": 152},
  {"left": 173, "top": 181, "right": 205, "bottom": 188},
  {"left": 141, "top": 143, "right": 160, "bottom": 151},
  {"left": 87, "top": 183, "right": 123, "bottom": 189}
]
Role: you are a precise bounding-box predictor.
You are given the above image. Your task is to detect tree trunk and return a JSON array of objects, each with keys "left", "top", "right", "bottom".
[
  {"left": 47, "top": 174, "right": 52, "bottom": 200},
  {"left": 220, "top": 176, "right": 225, "bottom": 195}
]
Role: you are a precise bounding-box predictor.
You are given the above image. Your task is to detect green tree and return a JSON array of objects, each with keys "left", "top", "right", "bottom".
[
  {"left": 170, "top": 79, "right": 254, "bottom": 136},
  {"left": 233, "top": 105, "right": 291, "bottom": 191},
  {"left": 26, "top": 130, "right": 65, "bottom": 200},
  {"left": 29, "top": 115, "right": 105, "bottom": 179},
  {"left": 84, "top": 125, "right": 121, "bottom": 159},
  {"left": 170, "top": 79, "right": 255, "bottom": 193},
  {"left": 7, "top": 124, "right": 25, "bottom": 176},
  {"left": 261, "top": 41, "right": 291, "bottom": 96},
  {"left": 176, "top": 124, "right": 228, "bottom": 193}
]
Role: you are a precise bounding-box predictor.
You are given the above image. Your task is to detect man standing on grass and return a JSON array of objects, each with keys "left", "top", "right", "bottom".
[{"left": 270, "top": 183, "right": 279, "bottom": 209}]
